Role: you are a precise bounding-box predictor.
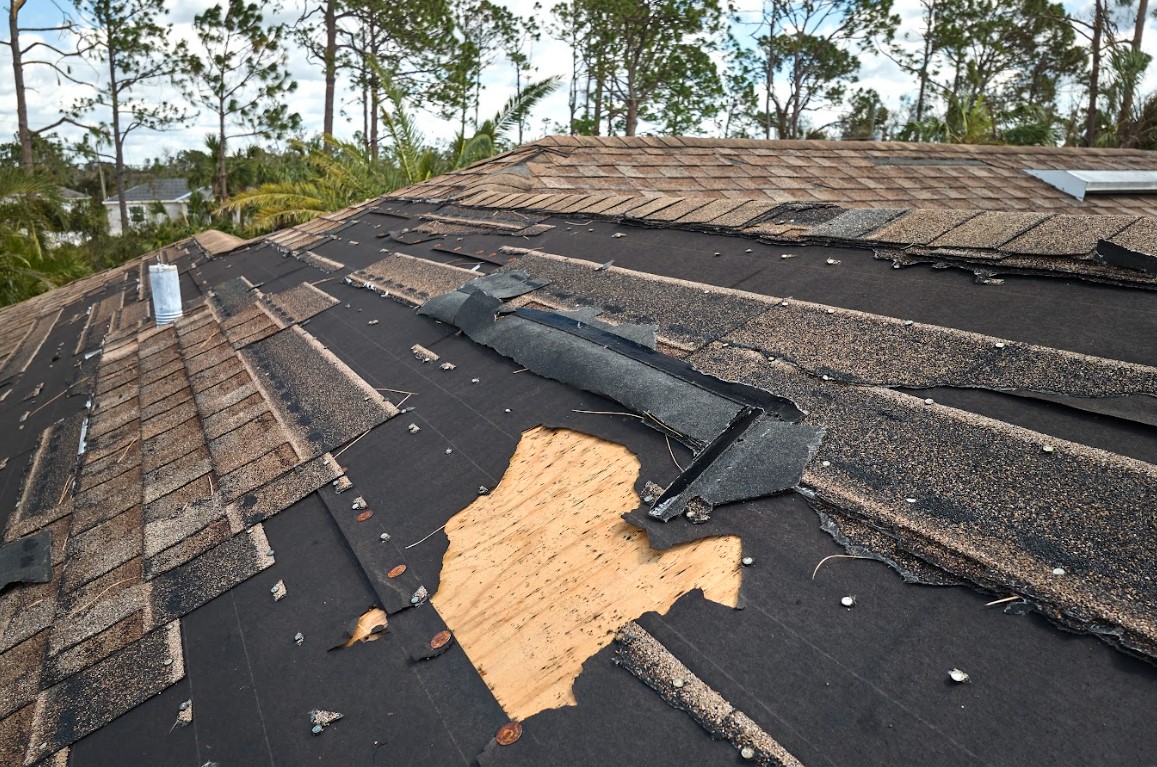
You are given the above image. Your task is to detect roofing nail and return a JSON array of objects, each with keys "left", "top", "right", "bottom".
[
  {"left": 948, "top": 668, "right": 970, "bottom": 683},
  {"left": 841, "top": 596, "right": 856, "bottom": 608},
  {"left": 741, "top": 557, "right": 754, "bottom": 567}
]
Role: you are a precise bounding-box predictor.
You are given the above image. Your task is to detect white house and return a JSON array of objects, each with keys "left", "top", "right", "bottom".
[{"left": 104, "top": 178, "right": 208, "bottom": 235}]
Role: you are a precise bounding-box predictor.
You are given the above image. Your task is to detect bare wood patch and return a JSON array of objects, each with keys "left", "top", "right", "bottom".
[{"left": 432, "top": 426, "right": 741, "bottom": 721}]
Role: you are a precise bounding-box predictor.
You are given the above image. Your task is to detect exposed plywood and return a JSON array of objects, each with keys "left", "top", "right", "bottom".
[{"left": 432, "top": 426, "right": 742, "bottom": 721}]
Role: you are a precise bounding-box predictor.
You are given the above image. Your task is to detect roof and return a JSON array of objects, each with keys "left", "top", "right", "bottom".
[
  {"left": 410, "top": 135, "right": 1157, "bottom": 217},
  {"left": 105, "top": 178, "right": 197, "bottom": 204},
  {"left": 0, "top": 137, "right": 1154, "bottom": 767}
]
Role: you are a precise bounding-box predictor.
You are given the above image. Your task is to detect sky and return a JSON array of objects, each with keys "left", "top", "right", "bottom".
[{"left": 2, "top": 0, "right": 1156, "bottom": 165}]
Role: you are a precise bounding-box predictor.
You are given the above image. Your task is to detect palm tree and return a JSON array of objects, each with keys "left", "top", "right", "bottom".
[
  {"left": 223, "top": 73, "right": 561, "bottom": 234},
  {"left": 0, "top": 170, "right": 91, "bottom": 305}
]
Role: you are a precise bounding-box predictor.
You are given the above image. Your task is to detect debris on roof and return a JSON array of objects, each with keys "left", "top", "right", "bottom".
[{"left": 2, "top": 139, "right": 1155, "bottom": 767}]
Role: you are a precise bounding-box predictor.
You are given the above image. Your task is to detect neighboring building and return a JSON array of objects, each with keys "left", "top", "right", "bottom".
[
  {"left": 1, "top": 138, "right": 1155, "bottom": 767},
  {"left": 103, "top": 178, "right": 207, "bottom": 235}
]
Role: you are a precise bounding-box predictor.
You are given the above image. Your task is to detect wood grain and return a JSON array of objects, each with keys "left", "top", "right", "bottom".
[{"left": 432, "top": 426, "right": 741, "bottom": 721}]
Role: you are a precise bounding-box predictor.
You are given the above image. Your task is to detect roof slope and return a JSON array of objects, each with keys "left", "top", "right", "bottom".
[
  {"left": 106, "top": 178, "right": 196, "bottom": 204},
  {"left": 0, "top": 142, "right": 1155, "bottom": 766},
  {"left": 405, "top": 136, "right": 1157, "bottom": 217}
]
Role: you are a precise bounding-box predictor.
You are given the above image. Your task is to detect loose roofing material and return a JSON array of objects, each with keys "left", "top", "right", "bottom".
[{"left": 0, "top": 137, "right": 1155, "bottom": 767}]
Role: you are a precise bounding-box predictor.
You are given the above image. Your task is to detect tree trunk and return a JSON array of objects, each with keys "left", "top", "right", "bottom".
[
  {"left": 624, "top": 64, "right": 637, "bottom": 136},
  {"left": 9, "top": 0, "right": 33, "bottom": 174},
  {"left": 1118, "top": 0, "right": 1149, "bottom": 130},
  {"left": 1086, "top": 0, "right": 1105, "bottom": 145},
  {"left": 915, "top": 0, "right": 935, "bottom": 124},
  {"left": 108, "top": 47, "right": 130, "bottom": 234},
  {"left": 323, "top": 0, "right": 337, "bottom": 138},
  {"left": 218, "top": 106, "right": 228, "bottom": 201}
]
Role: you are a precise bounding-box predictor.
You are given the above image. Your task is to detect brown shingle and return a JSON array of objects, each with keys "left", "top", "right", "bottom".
[{"left": 1002, "top": 214, "right": 1137, "bottom": 256}]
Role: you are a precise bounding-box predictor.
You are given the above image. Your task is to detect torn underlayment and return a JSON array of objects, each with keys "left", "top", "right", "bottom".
[{"left": 418, "top": 274, "right": 823, "bottom": 540}]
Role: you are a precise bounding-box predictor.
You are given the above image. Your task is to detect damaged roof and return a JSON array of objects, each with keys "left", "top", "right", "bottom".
[{"left": 0, "top": 137, "right": 1155, "bottom": 767}]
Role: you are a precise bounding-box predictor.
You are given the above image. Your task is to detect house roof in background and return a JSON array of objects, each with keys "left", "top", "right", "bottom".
[
  {"left": 406, "top": 135, "right": 1157, "bottom": 217},
  {"left": 105, "top": 178, "right": 197, "bottom": 204},
  {"left": 0, "top": 137, "right": 1154, "bottom": 767}
]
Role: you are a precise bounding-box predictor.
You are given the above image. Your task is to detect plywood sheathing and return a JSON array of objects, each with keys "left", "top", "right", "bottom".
[{"left": 433, "top": 427, "right": 741, "bottom": 721}]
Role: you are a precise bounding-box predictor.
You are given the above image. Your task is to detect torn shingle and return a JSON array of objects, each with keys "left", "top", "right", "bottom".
[
  {"left": 240, "top": 327, "right": 397, "bottom": 457},
  {"left": 808, "top": 207, "right": 907, "bottom": 239},
  {"left": 0, "top": 531, "right": 52, "bottom": 591},
  {"left": 25, "top": 621, "right": 184, "bottom": 761},
  {"left": 148, "top": 526, "right": 274, "bottom": 627},
  {"left": 500, "top": 250, "right": 772, "bottom": 350}
]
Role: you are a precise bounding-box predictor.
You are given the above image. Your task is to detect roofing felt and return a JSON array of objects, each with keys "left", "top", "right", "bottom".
[{"left": 0, "top": 140, "right": 1155, "bottom": 766}]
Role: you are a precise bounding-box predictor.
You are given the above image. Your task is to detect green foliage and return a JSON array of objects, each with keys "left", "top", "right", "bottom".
[
  {"left": 839, "top": 89, "right": 890, "bottom": 140},
  {"left": 70, "top": 0, "right": 191, "bottom": 233},
  {"left": 222, "top": 73, "right": 560, "bottom": 235},
  {"left": 0, "top": 170, "right": 90, "bottom": 305},
  {"left": 189, "top": 0, "right": 301, "bottom": 200},
  {"left": 755, "top": 0, "right": 899, "bottom": 139},
  {"left": 551, "top": 0, "right": 725, "bottom": 136}
]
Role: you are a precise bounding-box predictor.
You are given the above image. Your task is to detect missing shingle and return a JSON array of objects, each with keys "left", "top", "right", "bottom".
[{"left": 432, "top": 426, "right": 741, "bottom": 721}]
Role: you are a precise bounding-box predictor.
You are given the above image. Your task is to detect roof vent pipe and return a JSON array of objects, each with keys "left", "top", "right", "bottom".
[{"left": 149, "top": 264, "right": 183, "bottom": 326}]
